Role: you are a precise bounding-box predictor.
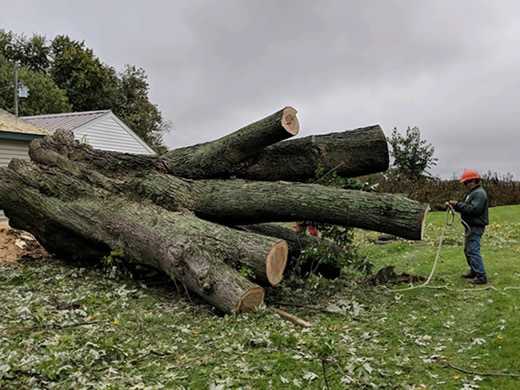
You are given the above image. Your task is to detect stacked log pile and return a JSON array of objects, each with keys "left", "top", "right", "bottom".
[{"left": 0, "top": 107, "right": 429, "bottom": 313}]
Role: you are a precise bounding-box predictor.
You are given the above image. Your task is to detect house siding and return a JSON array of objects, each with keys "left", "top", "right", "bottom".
[
  {"left": 74, "top": 116, "right": 154, "bottom": 155},
  {"left": 0, "top": 139, "right": 30, "bottom": 222}
]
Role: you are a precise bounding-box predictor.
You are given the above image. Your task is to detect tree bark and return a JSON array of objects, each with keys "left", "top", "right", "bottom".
[
  {"left": 162, "top": 106, "right": 299, "bottom": 178},
  {"left": 230, "top": 125, "right": 389, "bottom": 181},
  {"left": 29, "top": 124, "right": 387, "bottom": 183},
  {"left": 235, "top": 223, "right": 343, "bottom": 278},
  {"left": 28, "top": 131, "right": 428, "bottom": 240},
  {"left": 0, "top": 160, "right": 292, "bottom": 312}
]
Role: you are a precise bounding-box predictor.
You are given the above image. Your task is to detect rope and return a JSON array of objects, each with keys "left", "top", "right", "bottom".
[
  {"left": 385, "top": 205, "right": 454, "bottom": 292},
  {"left": 385, "top": 203, "right": 476, "bottom": 293}
]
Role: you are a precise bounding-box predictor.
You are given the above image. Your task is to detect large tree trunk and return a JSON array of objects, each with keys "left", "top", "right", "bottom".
[
  {"left": 0, "top": 160, "right": 290, "bottom": 312},
  {"left": 27, "top": 131, "right": 427, "bottom": 240},
  {"left": 30, "top": 124, "right": 387, "bottom": 183},
  {"left": 162, "top": 106, "right": 299, "bottom": 179},
  {"left": 231, "top": 125, "right": 389, "bottom": 181},
  {"left": 0, "top": 106, "right": 429, "bottom": 313}
]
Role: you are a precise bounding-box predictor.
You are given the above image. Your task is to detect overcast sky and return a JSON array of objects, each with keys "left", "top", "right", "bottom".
[{"left": 2, "top": 0, "right": 519, "bottom": 179}]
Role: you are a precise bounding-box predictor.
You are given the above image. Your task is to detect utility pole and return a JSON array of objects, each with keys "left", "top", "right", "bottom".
[{"left": 13, "top": 61, "right": 18, "bottom": 117}]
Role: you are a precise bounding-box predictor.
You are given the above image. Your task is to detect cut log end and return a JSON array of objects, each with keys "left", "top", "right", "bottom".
[
  {"left": 282, "top": 107, "right": 299, "bottom": 136},
  {"left": 234, "top": 287, "right": 265, "bottom": 312},
  {"left": 266, "top": 240, "right": 288, "bottom": 286}
]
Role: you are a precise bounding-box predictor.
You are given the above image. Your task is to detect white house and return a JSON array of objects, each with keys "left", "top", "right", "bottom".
[
  {"left": 0, "top": 109, "right": 49, "bottom": 222},
  {"left": 23, "top": 110, "right": 156, "bottom": 155}
]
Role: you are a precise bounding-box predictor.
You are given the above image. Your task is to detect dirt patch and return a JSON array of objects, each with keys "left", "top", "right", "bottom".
[
  {"left": 364, "top": 265, "right": 425, "bottom": 286},
  {"left": 0, "top": 223, "right": 50, "bottom": 266}
]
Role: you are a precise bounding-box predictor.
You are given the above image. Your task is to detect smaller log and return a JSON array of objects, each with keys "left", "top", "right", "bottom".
[
  {"left": 230, "top": 125, "right": 389, "bottom": 181},
  {"left": 235, "top": 223, "right": 342, "bottom": 259},
  {"left": 162, "top": 106, "right": 299, "bottom": 178},
  {"left": 236, "top": 223, "right": 343, "bottom": 279}
]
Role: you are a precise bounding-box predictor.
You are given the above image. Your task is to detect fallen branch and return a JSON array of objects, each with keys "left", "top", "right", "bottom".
[
  {"left": 322, "top": 360, "right": 331, "bottom": 390},
  {"left": 273, "top": 308, "right": 314, "bottom": 328},
  {"left": 127, "top": 349, "right": 169, "bottom": 365},
  {"left": 440, "top": 359, "right": 520, "bottom": 378}
]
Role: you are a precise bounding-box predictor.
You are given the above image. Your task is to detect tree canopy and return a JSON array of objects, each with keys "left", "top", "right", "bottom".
[
  {"left": 0, "top": 53, "right": 71, "bottom": 115},
  {"left": 0, "top": 29, "right": 170, "bottom": 152}
]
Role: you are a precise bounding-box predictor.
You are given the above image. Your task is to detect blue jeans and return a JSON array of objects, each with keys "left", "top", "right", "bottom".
[{"left": 464, "top": 225, "right": 487, "bottom": 280}]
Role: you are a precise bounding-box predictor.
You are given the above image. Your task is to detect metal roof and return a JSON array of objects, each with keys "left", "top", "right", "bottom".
[
  {"left": 22, "top": 110, "right": 110, "bottom": 133},
  {"left": 0, "top": 109, "right": 49, "bottom": 136}
]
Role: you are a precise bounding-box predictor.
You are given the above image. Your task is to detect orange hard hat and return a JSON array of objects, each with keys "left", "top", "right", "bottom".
[{"left": 460, "top": 169, "right": 480, "bottom": 183}]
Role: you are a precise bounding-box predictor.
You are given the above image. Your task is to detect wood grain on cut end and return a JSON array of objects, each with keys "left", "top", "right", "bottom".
[
  {"left": 235, "top": 287, "right": 265, "bottom": 312},
  {"left": 281, "top": 107, "right": 299, "bottom": 136},
  {"left": 266, "top": 240, "right": 288, "bottom": 286}
]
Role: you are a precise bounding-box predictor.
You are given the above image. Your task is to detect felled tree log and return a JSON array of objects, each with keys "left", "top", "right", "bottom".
[
  {"left": 162, "top": 106, "right": 299, "bottom": 179},
  {"left": 235, "top": 223, "right": 343, "bottom": 278},
  {"left": 0, "top": 159, "right": 292, "bottom": 312},
  {"left": 234, "top": 223, "right": 337, "bottom": 259},
  {"left": 144, "top": 177, "right": 428, "bottom": 240},
  {"left": 0, "top": 106, "right": 430, "bottom": 314},
  {"left": 230, "top": 125, "right": 389, "bottom": 181},
  {"left": 30, "top": 123, "right": 387, "bottom": 184},
  {"left": 27, "top": 131, "right": 428, "bottom": 240}
]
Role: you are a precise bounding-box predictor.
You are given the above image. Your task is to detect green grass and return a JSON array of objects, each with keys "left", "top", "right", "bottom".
[{"left": 1, "top": 205, "right": 520, "bottom": 389}]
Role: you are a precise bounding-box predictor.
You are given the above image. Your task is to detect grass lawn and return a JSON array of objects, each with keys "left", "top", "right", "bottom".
[{"left": 1, "top": 205, "right": 519, "bottom": 389}]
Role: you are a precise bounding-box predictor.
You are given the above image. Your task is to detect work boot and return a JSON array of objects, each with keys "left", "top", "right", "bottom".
[
  {"left": 460, "top": 272, "right": 475, "bottom": 279},
  {"left": 468, "top": 277, "right": 487, "bottom": 285}
]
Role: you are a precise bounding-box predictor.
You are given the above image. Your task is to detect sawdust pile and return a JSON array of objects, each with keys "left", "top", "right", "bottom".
[{"left": 0, "top": 223, "right": 50, "bottom": 265}]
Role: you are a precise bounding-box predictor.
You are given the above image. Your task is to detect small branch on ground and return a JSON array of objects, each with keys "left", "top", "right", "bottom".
[
  {"left": 273, "top": 308, "right": 314, "bottom": 328},
  {"left": 127, "top": 349, "right": 168, "bottom": 365},
  {"left": 440, "top": 360, "right": 520, "bottom": 378},
  {"left": 322, "top": 359, "right": 331, "bottom": 390}
]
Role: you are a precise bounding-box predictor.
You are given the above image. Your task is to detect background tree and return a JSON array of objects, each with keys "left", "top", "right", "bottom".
[
  {"left": 0, "top": 30, "right": 50, "bottom": 72},
  {"left": 17, "top": 66, "right": 72, "bottom": 115},
  {"left": 0, "top": 53, "right": 71, "bottom": 115},
  {"left": 0, "top": 29, "right": 171, "bottom": 152},
  {"left": 49, "top": 35, "right": 119, "bottom": 111},
  {"left": 112, "top": 65, "right": 170, "bottom": 153},
  {"left": 387, "top": 126, "right": 438, "bottom": 180}
]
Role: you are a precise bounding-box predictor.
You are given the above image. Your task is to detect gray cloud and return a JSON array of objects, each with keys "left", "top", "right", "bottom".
[{"left": 1, "top": 0, "right": 519, "bottom": 178}]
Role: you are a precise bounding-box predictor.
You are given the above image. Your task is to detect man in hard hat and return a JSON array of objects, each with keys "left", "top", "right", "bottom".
[{"left": 448, "top": 170, "right": 489, "bottom": 285}]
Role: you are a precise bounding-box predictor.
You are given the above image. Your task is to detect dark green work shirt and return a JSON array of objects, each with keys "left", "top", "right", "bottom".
[{"left": 454, "top": 185, "right": 489, "bottom": 227}]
